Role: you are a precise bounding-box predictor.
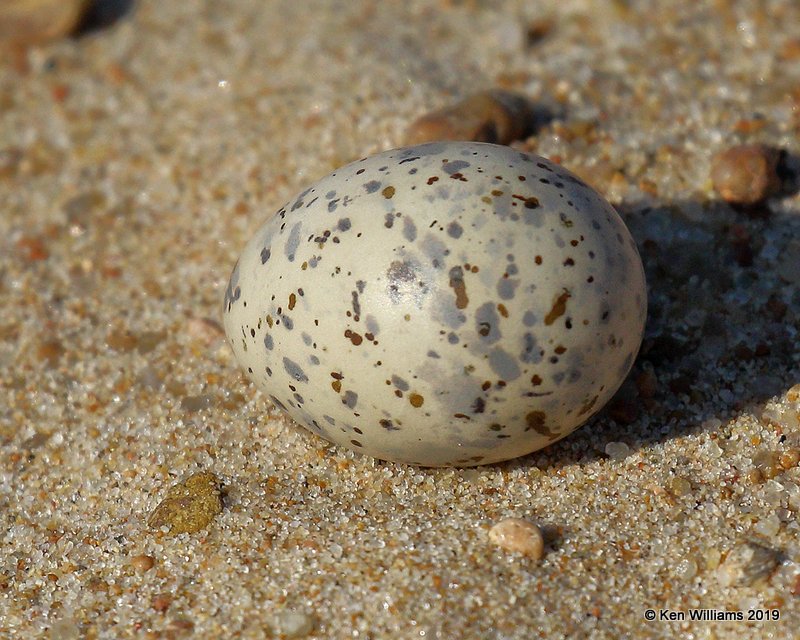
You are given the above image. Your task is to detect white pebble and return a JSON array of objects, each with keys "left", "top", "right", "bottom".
[
  {"left": 753, "top": 514, "right": 781, "bottom": 539},
  {"left": 675, "top": 558, "right": 698, "bottom": 580},
  {"left": 49, "top": 619, "right": 80, "bottom": 640},
  {"left": 604, "top": 441, "right": 632, "bottom": 461},
  {"left": 488, "top": 518, "right": 544, "bottom": 560},
  {"left": 273, "top": 611, "right": 315, "bottom": 638}
]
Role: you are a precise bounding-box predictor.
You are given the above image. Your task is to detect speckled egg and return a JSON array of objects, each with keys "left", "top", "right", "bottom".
[{"left": 223, "top": 142, "right": 647, "bottom": 467}]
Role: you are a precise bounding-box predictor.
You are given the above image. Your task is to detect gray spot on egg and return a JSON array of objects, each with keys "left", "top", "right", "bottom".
[
  {"left": 403, "top": 216, "right": 417, "bottom": 242},
  {"left": 283, "top": 358, "right": 308, "bottom": 383},
  {"left": 386, "top": 258, "right": 428, "bottom": 306},
  {"left": 364, "top": 314, "right": 380, "bottom": 336},
  {"left": 443, "top": 160, "right": 470, "bottom": 175},
  {"left": 398, "top": 142, "right": 448, "bottom": 158},
  {"left": 223, "top": 260, "right": 241, "bottom": 312},
  {"left": 447, "top": 221, "right": 463, "bottom": 238},
  {"left": 522, "top": 310, "right": 537, "bottom": 326},
  {"left": 520, "top": 332, "right": 543, "bottom": 364},
  {"left": 488, "top": 347, "right": 521, "bottom": 381},
  {"left": 475, "top": 302, "right": 501, "bottom": 344},
  {"left": 496, "top": 277, "right": 519, "bottom": 300},
  {"left": 285, "top": 222, "right": 302, "bottom": 262},
  {"left": 391, "top": 375, "right": 410, "bottom": 391},
  {"left": 419, "top": 234, "right": 449, "bottom": 269},
  {"left": 343, "top": 390, "right": 358, "bottom": 409}
]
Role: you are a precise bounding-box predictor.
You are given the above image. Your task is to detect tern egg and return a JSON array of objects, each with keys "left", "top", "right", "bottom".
[{"left": 223, "top": 141, "right": 647, "bottom": 467}]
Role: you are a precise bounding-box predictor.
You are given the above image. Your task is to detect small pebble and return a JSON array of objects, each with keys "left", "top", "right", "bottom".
[
  {"left": 187, "top": 316, "right": 225, "bottom": 346},
  {"left": 273, "top": 611, "right": 315, "bottom": 638},
  {"left": 710, "top": 144, "right": 781, "bottom": 205},
  {"left": 0, "top": 0, "right": 89, "bottom": 46},
  {"left": 604, "top": 441, "right": 632, "bottom": 461},
  {"left": 136, "top": 331, "right": 166, "bottom": 355},
  {"left": 106, "top": 328, "right": 139, "bottom": 352},
  {"left": 16, "top": 236, "right": 49, "bottom": 261},
  {"left": 405, "top": 90, "right": 536, "bottom": 146},
  {"left": 752, "top": 449, "right": 781, "bottom": 480},
  {"left": 668, "top": 476, "right": 693, "bottom": 497},
  {"left": 180, "top": 394, "right": 216, "bottom": 412},
  {"left": 148, "top": 472, "right": 224, "bottom": 535},
  {"left": 152, "top": 593, "right": 173, "bottom": 613},
  {"left": 753, "top": 513, "right": 781, "bottom": 539},
  {"left": 130, "top": 554, "right": 155, "bottom": 573},
  {"left": 165, "top": 618, "right": 195, "bottom": 636},
  {"left": 779, "top": 449, "right": 800, "bottom": 469},
  {"left": 488, "top": 518, "right": 544, "bottom": 560},
  {"left": 36, "top": 339, "right": 64, "bottom": 365},
  {"left": 525, "top": 17, "right": 554, "bottom": 47},
  {"left": 48, "top": 618, "right": 80, "bottom": 640},
  {"left": 675, "top": 558, "right": 698, "bottom": 580},
  {"left": 716, "top": 542, "right": 781, "bottom": 587}
]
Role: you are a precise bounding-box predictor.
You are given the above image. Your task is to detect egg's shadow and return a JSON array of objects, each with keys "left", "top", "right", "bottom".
[
  {"left": 488, "top": 186, "right": 800, "bottom": 474},
  {"left": 75, "top": 0, "right": 136, "bottom": 35}
]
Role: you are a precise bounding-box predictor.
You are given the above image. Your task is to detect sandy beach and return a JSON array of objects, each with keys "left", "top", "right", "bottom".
[{"left": 1, "top": 1, "right": 799, "bottom": 638}]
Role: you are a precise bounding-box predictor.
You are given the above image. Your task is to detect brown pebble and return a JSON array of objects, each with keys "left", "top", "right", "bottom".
[
  {"left": 405, "top": 90, "right": 536, "bottom": 146},
  {"left": 0, "top": 0, "right": 89, "bottom": 46},
  {"left": 752, "top": 449, "right": 780, "bottom": 480},
  {"left": 137, "top": 331, "right": 166, "bottom": 355},
  {"left": 148, "top": 471, "right": 224, "bottom": 535},
  {"left": 106, "top": 328, "right": 139, "bottom": 352},
  {"left": 152, "top": 593, "right": 172, "bottom": 613},
  {"left": 166, "top": 618, "right": 195, "bottom": 636},
  {"left": 787, "top": 384, "right": 800, "bottom": 403},
  {"left": 779, "top": 449, "right": 800, "bottom": 470},
  {"left": 710, "top": 144, "right": 781, "bottom": 205},
  {"left": 36, "top": 339, "right": 64, "bottom": 365},
  {"left": 16, "top": 236, "right": 49, "bottom": 261},
  {"left": 130, "top": 554, "right": 155, "bottom": 573},
  {"left": 525, "top": 17, "right": 554, "bottom": 47},
  {"left": 180, "top": 394, "right": 216, "bottom": 412},
  {"left": 488, "top": 517, "right": 544, "bottom": 560},
  {"left": 667, "top": 476, "right": 693, "bottom": 498},
  {"left": 187, "top": 316, "right": 225, "bottom": 346}
]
